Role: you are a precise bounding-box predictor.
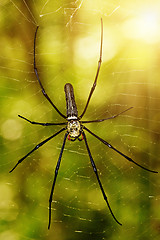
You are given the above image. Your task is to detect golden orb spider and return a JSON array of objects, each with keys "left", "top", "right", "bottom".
[{"left": 10, "top": 19, "right": 158, "bottom": 229}]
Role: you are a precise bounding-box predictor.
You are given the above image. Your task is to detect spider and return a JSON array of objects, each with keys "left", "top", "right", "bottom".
[{"left": 10, "top": 19, "right": 158, "bottom": 229}]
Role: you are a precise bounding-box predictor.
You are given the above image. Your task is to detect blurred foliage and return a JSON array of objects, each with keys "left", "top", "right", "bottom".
[{"left": 0, "top": 0, "right": 160, "bottom": 240}]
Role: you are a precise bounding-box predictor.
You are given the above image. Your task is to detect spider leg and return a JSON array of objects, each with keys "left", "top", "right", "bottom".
[
  {"left": 83, "top": 126, "right": 158, "bottom": 173},
  {"left": 9, "top": 127, "right": 66, "bottom": 173},
  {"left": 34, "top": 26, "right": 66, "bottom": 119},
  {"left": 81, "top": 107, "right": 133, "bottom": 124},
  {"left": 82, "top": 131, "right": 122, "bottom": 226},
  {"left": 18, "top": 115, "right": 67, "bottom": 126},
  {"left": 48, "top": 132, "right": 68, "bottom": 229},
  {"left": 79, "top": 18, "right": 103, "bottom": 119}
]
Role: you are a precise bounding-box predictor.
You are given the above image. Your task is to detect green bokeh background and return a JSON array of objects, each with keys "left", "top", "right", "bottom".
[{"left": 0, "top": 1, "right": 160, "bottom": 240}]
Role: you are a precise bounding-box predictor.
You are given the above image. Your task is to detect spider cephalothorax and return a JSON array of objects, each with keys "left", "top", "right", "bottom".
[
  {"left": 67, "top": 119, "right": 81, "bottom": 139},
  {"left": 10, "top": 19, "right": 158, "bottom": 230}
]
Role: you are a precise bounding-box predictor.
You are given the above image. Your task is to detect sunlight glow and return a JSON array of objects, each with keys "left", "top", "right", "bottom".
[
  {"left": 138, "top": 11, "right": 159, "bottom": 38},
  {"left": 75, "top": 28, "right": 118, "bottom": 65},
  {"left": 123, "top": 9, "right": 160, "bottom": 43}
]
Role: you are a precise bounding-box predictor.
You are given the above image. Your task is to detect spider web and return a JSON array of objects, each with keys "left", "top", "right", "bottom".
[{"left": 0, "top": 0, "right": 160, "bottom": 240}]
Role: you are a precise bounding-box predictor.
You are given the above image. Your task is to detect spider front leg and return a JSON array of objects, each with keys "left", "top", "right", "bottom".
[
  {"left": 82, "top": 131, "right": 122, "bottom": 226},
  {"left": 83, "top": 126, "right": 158, "bottom": 173},
  {"left": 48, "top": 132, "right": 68, "bottom": 229},
  {"left": 9, "top": 128, "right": 66, "bottom": 173}
]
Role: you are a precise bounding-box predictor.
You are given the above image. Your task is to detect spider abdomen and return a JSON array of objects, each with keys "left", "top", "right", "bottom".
[{"left": 64, "top": 83, "right": 78, "bottom": 118}]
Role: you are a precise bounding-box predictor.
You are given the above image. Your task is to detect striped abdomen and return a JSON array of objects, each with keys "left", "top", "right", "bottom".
[{"left": 64, "top": 83, "right": 78, "bottom": 119}]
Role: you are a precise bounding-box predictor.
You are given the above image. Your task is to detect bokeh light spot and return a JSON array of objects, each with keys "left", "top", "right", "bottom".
[{"left": 1, "top": 119, "right": 22, "bottom": 141}]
